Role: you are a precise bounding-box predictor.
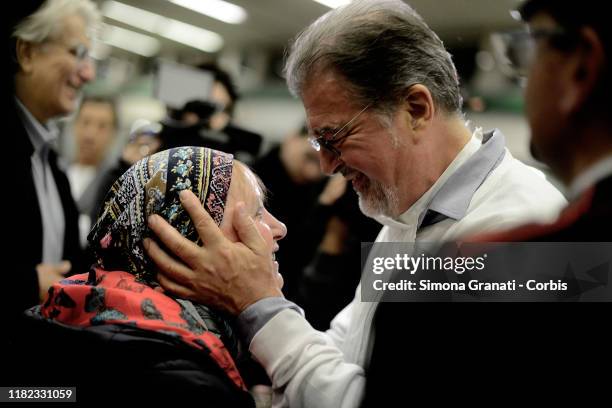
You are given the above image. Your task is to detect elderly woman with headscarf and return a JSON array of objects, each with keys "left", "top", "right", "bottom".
[{"left": 17, "top": 146, "right": 286, "bottom": 405}]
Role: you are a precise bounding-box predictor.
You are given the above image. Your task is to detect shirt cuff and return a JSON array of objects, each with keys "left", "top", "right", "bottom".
[{"left": 237, "top": 297, "right": 304, "bottom": 346}]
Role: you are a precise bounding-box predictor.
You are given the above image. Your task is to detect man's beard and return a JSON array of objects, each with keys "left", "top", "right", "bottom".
[{"left": 355, "top": 174, "right": 400, "bottom": 218}]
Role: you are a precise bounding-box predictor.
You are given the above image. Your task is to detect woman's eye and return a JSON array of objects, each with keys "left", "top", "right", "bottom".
[{"left": 254, "top": 209, "right": 264, "bottom": 220}]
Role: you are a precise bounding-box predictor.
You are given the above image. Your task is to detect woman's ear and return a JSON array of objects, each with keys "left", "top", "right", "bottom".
[{"left": 559, "top": 27, "right": 605, "bottom": 115}]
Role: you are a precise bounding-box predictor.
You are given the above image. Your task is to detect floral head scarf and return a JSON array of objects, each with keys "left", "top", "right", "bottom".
[{"left": 88, "top": 146, "right": 233, "bottom": 284}]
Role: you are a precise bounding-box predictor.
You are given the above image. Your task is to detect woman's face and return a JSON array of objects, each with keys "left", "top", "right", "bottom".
[{"left": 221, "top": 164, "right": 287, "bottom": 274}]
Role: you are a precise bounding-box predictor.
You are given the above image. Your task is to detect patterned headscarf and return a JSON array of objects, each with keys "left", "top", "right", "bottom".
[
  {"left": 35, "top": 146, "right": 248, "bottom": 390},
  {"left": 88, "top": 146, "right": 233, "bottom": 284}
]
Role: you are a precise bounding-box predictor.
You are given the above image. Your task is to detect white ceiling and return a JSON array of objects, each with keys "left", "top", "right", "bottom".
[{"left": 95, "top": 0, "right": 525, "bottom": 57}]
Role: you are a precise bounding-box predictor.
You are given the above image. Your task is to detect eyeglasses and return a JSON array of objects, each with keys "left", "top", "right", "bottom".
[
  {"left": 308, "top": 102, "right": 372, "bottom": 157},
  {"left": 44, "top": 41, "right": 92, "bottom": 68},
  {"left": 491, "top": 27, "right": 576, "bottom": 78},
  {"left": 68, "top": 43, "right": 91, "bottom": 62}
]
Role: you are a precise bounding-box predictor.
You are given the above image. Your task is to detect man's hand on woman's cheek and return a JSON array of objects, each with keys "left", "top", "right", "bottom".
[{"left": 144, "top": 189, "right": 283, "bottom": 315}]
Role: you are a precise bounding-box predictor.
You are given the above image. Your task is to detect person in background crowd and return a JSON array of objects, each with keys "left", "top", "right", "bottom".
[
  {"left": 189, "top": 63, "right": 238, "bottom": 133},
  {"left": 67, "top": 95, "right": 118, "bottom": 246},
  {"left": 160, "top": 63, "right": 262, "bottom": 164},
  {"left": 290, "top": 180, "right": 380, "bottom": 330},
  {"left": 474, "top": 0, "right": 612, "bottom": 242},
  {"left": 295, "top": 184, "right": 381, "bottom": 330},
  {"left": 89, "top": 119, "right": 162, "bottom": 223}
]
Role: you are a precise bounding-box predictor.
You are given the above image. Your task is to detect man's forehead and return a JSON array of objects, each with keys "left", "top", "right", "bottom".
[
  {"left": 303, "top": 68, "right": 356, "bottom": 105},
  {"left": 303, "top": 81, "right": 361, "bottom": 131},
  {"left": 56, "top": 14, "right": 91, "bottom": 46}
]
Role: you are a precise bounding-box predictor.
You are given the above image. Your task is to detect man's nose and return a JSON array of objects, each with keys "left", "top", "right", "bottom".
[
  {"left": 318, "top": 149, "right": 343, "bottom": 175},
  {"left": 79, "top": 59, "right": 96, "bottom": 83}
]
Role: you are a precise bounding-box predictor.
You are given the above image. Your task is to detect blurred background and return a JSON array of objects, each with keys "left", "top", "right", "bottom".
[{"left": 59, "top": 0, "right": 547, "bottom": 179}]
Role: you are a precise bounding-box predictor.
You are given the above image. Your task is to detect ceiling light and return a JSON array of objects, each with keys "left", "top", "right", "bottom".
[
  {"left": 101, "top": 1, "right": 224, "bottom": 53},
  {"left": 102, "top": 1, "right": 159, "bottom": 32},
  {"left": 509, "top": 10, "right": 523, "bottom": 21},
  {"left": 160, "top": 20, "right": 224, "bottom": 53},
  {"left": 312, "top": 0, "right": 352, "bottom": 8},
  {"left": 102, "top": 24, "right": 160, "bottom": 57},
  {"left": 169, "top": 0, "right": 247, "bottom": 24}
]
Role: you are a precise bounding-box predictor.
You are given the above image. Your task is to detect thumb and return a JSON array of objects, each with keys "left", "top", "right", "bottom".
[
  {"left": 58, "top": 260, "right": 72, "bottom": 276},
  {"left": 233, "top": 202, "right": 267, "bottom": 254}
]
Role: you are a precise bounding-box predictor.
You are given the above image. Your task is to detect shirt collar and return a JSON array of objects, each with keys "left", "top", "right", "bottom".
[
  {"left": 425, "top": 128, "right": 506, "bottom": 224},
  {"left": 15, "top": 97, "right": 59, "bottom": 153},
  {"left": 568, "top": 154, "right": 612, "bottom": 199},
  {"left": 374, "top": 128, "right": 506, "bottom": 230}
]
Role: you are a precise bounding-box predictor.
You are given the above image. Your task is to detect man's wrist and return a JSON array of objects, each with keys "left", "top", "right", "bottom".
[
  {"left": 238, "top": 287, "right": 283, "bottom": 314},
  {"left": 236, "top": 297, "right": 303, "bottom": 346}
]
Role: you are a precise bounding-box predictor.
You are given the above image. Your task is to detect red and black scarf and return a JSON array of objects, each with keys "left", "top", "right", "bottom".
[{"left": 40, "top": 268, "right": 246, "bottom": 390}]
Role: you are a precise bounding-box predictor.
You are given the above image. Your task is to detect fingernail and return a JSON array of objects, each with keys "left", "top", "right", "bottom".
[
  {"left": 179, "top": 190, "right": 187, "bottom": 201},
  {"left": 148, "top": 215, "right": 157, "bottom": 227},
  {"left": 143, "top": 238, "right": 150, "bottom": 250}
]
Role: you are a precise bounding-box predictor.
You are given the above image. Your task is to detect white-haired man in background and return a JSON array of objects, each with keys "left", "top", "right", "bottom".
[{"left": 6, "top": 0, "right": 100, "bottom": 321}]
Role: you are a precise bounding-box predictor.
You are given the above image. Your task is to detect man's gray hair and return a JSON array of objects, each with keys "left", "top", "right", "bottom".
[
  {"left": 284, "top": 0, "right": 462, "bottom": 115},
  {"left": 13, "top": 0, "right": 100, "bottom": 43}
]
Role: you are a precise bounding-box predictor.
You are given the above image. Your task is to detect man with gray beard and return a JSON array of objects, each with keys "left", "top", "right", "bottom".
[{"left": 146, "top": 1, "right": 566, "bottom": 406}]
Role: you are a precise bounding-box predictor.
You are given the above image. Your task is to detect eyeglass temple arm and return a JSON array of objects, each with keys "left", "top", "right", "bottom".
[{"left": 329, "top": 102, "right": 372, "bottom": 141}]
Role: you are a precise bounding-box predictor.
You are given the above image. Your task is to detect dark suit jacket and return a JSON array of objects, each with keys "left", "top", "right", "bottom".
[
  {"left": 469, "top": 175, "right": 612, "bottom": 242},
  {"left": 4, "top": 97, "right": 84, "bottom": 324},
  {"left": 363, "top": 176, "right": 612, "bottom": 406}
]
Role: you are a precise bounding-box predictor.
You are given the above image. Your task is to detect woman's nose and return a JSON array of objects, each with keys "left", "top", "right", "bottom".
[{"left": 267, "top": 212, "right": 287, "bottom": 241}]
